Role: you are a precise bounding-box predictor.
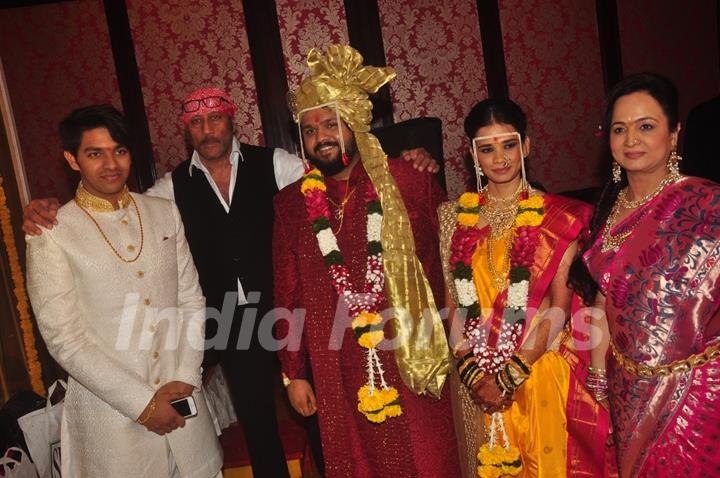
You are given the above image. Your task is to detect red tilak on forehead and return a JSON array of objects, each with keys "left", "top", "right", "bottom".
[
  {"left": 493, "top": 136, "right": 498, "bottom": 142},
  {"left": 313, "top": 111, "right": 321, "bottom": 123}
]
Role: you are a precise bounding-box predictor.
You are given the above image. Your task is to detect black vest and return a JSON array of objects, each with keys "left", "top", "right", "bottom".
[{"left": 172, "top": 143, "right": 278, "bottom": 315}]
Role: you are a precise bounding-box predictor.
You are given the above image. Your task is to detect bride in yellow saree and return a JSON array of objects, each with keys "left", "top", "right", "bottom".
[{"left": 440, "top": 98, "right": 613, "bottom": 478}]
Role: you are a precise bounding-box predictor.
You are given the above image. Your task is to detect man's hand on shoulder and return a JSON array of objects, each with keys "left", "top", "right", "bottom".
[
  {"left": 400, "top": 147, "right": 440, "bottom": 173},
  {"left": 23, "top": 198, "right": 60, "bottom": 236}
]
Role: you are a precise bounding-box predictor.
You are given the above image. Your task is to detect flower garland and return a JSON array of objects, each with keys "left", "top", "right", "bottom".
[
  {"left": 0, "top": 177, "right": 45, "bottom": 396},
  {"left": 301, "top": 168, "right": 401, "bottom": 424},
  {"left": 450, "top": 190, "right": 544, "bottom": 478},
  {"left": 476, "top": 413, "right": 523, "bottom": 478}
]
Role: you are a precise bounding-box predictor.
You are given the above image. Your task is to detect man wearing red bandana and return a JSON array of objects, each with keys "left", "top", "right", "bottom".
[{"left": 273, "top": 45, "right": 460, "bottom": 477}]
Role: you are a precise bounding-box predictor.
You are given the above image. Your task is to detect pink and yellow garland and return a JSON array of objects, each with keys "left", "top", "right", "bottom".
[
  {"left": 0, "top": 177, "right": 45, "bottom": 396},
  {"left": 450, "top": 190, "right": 545, "bottom": 478},
  {"left": 301, "top": 168, "right": 401, "bottom": 423}
]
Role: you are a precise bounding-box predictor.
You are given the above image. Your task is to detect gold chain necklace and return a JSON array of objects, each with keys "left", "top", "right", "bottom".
[
  {"left": 327, "top": 186, "right": 357, "bottom": 221},
  {"left": 327, "top": 185, "right": 357, "bottom": 234},
  {"left": 602, "top": 172, "right": 681, "bottom": 252},
  {"left": 76, "top": 195, "right": 144, "bottom": 263},
  {"left": 487, "top": 228, "right": 513, "bottom": 290},
  {"left": 485, "top": 181, "right": 523, "bottom": 205},
  {"left": 617, "top": 171, "right": 682, "bottom": 209}
]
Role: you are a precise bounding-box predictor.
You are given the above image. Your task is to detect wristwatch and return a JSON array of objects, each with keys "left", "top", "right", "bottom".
[{"left": 282, "top": 372, "right": 292, "bottom": 388}]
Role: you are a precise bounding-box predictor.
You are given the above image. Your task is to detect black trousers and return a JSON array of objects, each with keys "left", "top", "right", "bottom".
[
  {"left": 214, "top": 303, "right": 290, "bottom": 478},
  {"left": 304, "top": 364, "right": 325, "bottom": 476}
]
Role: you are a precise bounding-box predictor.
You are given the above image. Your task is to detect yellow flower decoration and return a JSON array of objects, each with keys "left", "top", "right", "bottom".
[
  {"left": 477, "top": 443, "right": 522, "bottom": 478},
  {"left": 384, "top": 404, "right": 403, "bottom": 418},
  {"left": 351, "top": 311, "right": 382, "bottom": 329},
  {"left": 366, "top": 409, "right": 387, "bottom": 423},
  {"left": 357, "top": 385, "right": 402, "bottom": 423},
  {"left": 515, "top": 211, "right": 543, "bottom": 227},
  {"left": 519, "top": 195, "right": 543, "bottom": 209},
  {"left": 300, "top": 177, "right": 326, "bottom": 194},
  {"left": 458, "top": 192, "right": 480, "bottom": 209},
  {"left": 458, "top": 212, "right": 479, "bottom": 227},
  {"left": 476, "top": 466, "right": 503, "bottom": 478},
  {"left": 0, "top": 178, "right": 44, "bottom": 396},
  {"left": 358, "top": 330, "right": 385, "bottom": 349}
]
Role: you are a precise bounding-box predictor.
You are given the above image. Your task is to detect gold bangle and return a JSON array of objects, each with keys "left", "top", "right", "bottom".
[
  {"left": 463, "top": 367, "right": 481, "bottom": 387},
  {"left": 468, "top": 370, "right": 485, "bottom": 388},
  {"left": 137, "top": 397, "right": 156, "bottom": 425},
  {"left": 457, "top": 356, "right": 476, "bottom": 376},
  {"left": 510, "top": 353, "right": 532, "bottom": 375}
]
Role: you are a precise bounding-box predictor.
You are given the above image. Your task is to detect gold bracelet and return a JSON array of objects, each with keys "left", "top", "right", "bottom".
[
  {"left": 137, "top": 397, "right": 156, "bottom": 425},
  {"left": 505, "top": 361, "right": 528, "bottom": 387}
]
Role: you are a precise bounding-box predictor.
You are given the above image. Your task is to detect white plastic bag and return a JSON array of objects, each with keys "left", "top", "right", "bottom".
[
  {"left": 203, "top": 365, "right": 237, "bottom": 431},
  {"left": 0, "top": 447, "right": 40, "bottom": 478},
  {"left": 17, "top": 380, "right": 65, "bottom": 478}
]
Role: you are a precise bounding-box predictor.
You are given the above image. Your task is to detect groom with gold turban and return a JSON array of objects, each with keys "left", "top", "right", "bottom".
[{"left": 273, "top": 45, "right": 460, "bottom": 477}]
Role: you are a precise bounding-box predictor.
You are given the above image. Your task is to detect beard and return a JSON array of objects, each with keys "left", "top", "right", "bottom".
[{"left": 306, "top": 137, "right": 357, "bottom": 177}]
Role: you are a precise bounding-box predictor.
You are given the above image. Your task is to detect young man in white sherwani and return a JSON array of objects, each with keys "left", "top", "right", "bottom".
[{"left": 25, "top": 105, "right": 223, "bottom": 477}]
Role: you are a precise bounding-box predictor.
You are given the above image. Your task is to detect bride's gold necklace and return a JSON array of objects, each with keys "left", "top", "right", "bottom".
[
  {"left": 481, "top": 203, "right": 517, "bottom": 240},
  {"left": 480, "top": 182, "right": 523, "bottom": 240},
  {"left": 487, "top": 229, "right": 513, "bottom": 290},
  {"left": 480, "top": 182, "right": 525, "bottom": 289}
]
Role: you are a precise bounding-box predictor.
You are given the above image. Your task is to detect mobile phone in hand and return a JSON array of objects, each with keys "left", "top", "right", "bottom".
[{"left": 170, "top": 396, "right": 198, "bottom": 418}]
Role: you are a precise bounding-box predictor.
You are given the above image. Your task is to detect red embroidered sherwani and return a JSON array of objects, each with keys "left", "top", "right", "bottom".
[{"left": 273, "top": 159, "right": 460, "bottom": 478}]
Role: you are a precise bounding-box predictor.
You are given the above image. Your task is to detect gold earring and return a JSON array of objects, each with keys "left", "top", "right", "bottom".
[
  {"left": 475, "top": 163, "right": 485, "bottom": 193},
  {"left": 668, "top": 150, "right": 681, "bottom": 176},
  {"left": 612, "top": 161, "right": 622, "bottom": 183}
]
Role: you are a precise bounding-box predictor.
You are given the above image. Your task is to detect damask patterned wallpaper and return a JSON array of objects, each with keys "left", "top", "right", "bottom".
[
  {"left": 499, "top": 0, "right": 606, "bottom": 193},
  {"left": 276, "top": 0, "right": 349, "bottom": 93},
  {"left": 378, "top": 0, "right": 489, "bottom": 197},
  {"left": 617, "top": 0, "right": 720, "bottom": 130},
  {"left": 126, "top": 0, "right": 263, "bottom": 176},
  {"left": 0, "top": 0, "right": 121, "bottom": 202},
  {"left": 3, "top": 0, "right": 717, "bottom": 201}
]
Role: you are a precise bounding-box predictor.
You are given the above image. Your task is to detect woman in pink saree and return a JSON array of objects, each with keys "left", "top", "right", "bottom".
[{"left": 570, "top": 73, "right": 720, "bottom": 478}]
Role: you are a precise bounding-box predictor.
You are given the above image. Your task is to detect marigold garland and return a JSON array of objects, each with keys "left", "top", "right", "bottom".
[
  {"left": 301, "top": 168, "right": 402, "bottom": 423},
  {"left": 450, "top": 190, "right": 545, "bottom": 478},
  {"left": 0, "top": 177, "right": 45, "bottom": 396}
]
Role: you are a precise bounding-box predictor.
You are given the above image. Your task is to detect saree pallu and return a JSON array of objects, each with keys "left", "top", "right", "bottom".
[
  {"left": 441, "top": 194, "right": 611, "bottom": 478},
  {"left": 584, "top": 177, "right": 720, "bottom": 478}
]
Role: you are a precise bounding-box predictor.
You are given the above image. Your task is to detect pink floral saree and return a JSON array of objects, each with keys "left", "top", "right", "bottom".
[{"left": 584, "top": 177, "right": 720, "bottom": 478}]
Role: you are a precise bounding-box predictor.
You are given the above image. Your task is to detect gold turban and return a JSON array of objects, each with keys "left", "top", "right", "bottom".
[{"left": 291, "top": 45, "right": 450, "bottom": 397}]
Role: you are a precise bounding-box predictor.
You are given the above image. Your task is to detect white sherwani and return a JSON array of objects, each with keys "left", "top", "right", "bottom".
[{"left": 26, "top": 191, "right": 223, "bottom": 477}]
